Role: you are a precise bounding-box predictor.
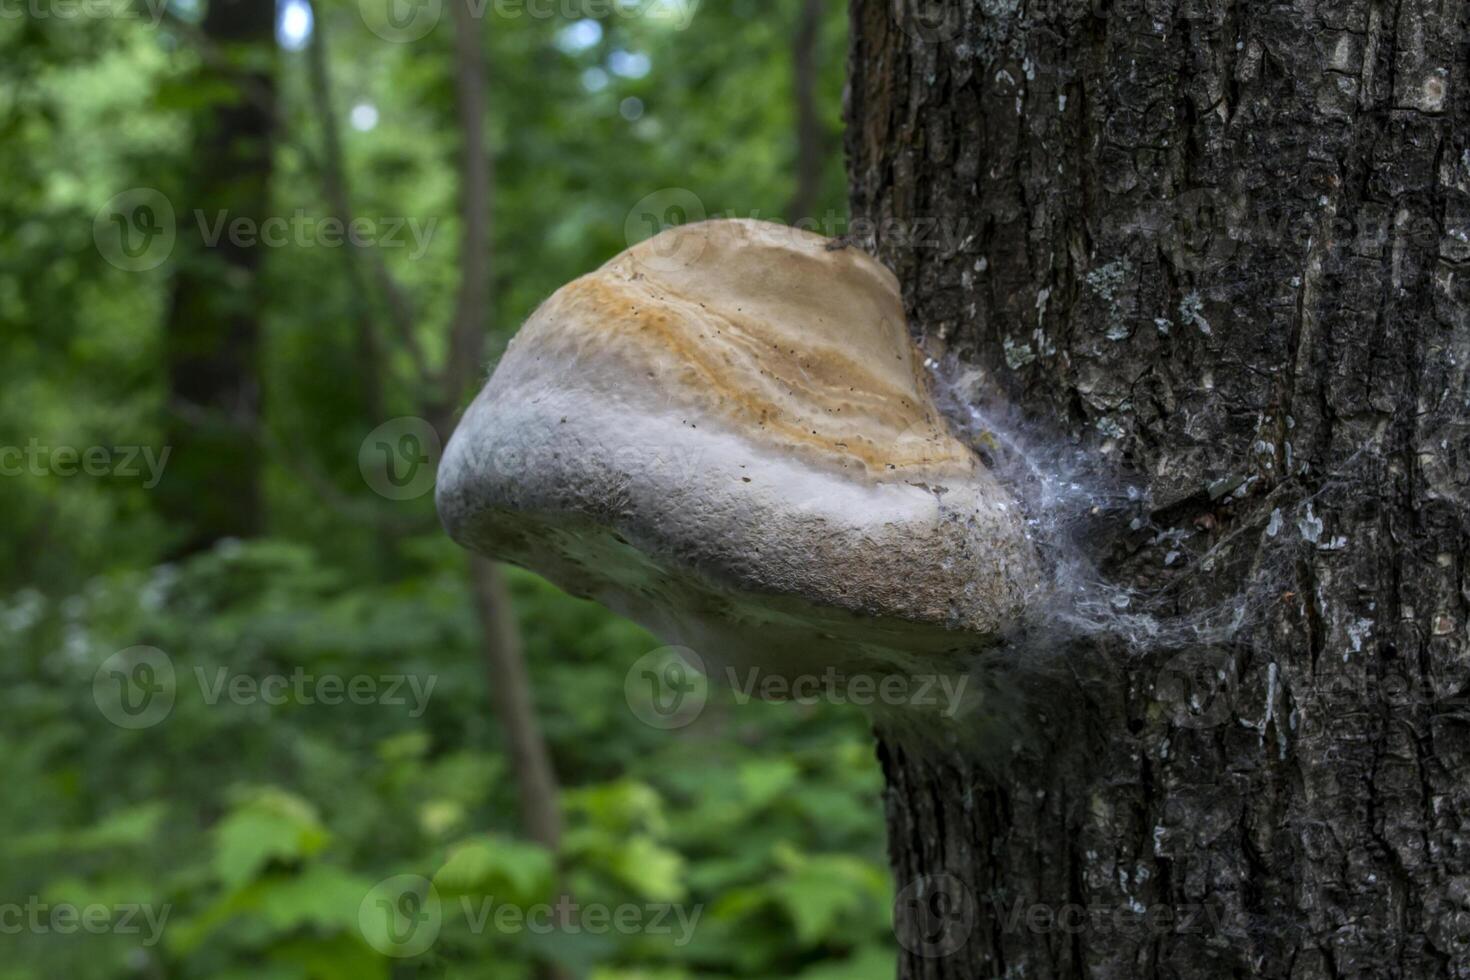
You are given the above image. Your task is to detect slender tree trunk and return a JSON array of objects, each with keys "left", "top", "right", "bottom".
[
  {"left": 469, "top": 556, "right": 565, "bottom": 848},
  {"left": 159, "top": 0, "right": 276, "bottom": 554},
  {"left": 448, "top": 11, "right": 568, "bottom": 979},
  {"left": 848, "top": 1, "right": 1470, "bottom": 977},
  {"left": 442, "top": 0, "right": 566, "bottom": 850},
  {"left": 304, "top": 3, "right": 387, "bottom": 426},
  {"left": 787, "top": 0, "right": 826, "bottom": 222},
  {"left": 440, "top": 0, "right": 491, "bottom": 436}
]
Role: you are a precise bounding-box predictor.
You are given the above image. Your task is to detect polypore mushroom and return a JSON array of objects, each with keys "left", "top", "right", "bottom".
[{"left": 437, "top": 219, "right": 1038, "bottom": 683}]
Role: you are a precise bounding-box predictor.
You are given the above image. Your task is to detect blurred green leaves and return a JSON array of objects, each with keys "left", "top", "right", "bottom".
[
  {"left": 0, "top": 0, "right": 884, "bottom": 976},
  {"left": 434, "top": 835, "right": 555, "bottom": 905},
  {"left": 3, "top": 539, "right": 894, "bottom": 978},
  {"left": 212, "top": 788, "right": 330, "bottom": 887}
]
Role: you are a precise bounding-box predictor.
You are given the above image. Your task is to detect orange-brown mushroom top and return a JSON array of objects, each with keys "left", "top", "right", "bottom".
[{"left": 506, "top": 218, "right": 975, "bottom": 480}]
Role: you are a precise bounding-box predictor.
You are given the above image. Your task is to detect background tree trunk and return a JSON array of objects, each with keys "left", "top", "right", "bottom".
[
  {"left": 847, "top": 0, "right": 1470, "bottom": 977},
  {"left": 787, "top": 0, "right": 826, "bottom": 223},
  {"left": 447, "top": 9, "right": 569, "bottom": 978},
  {"left": 159, "top": 0, "right": 276, "bottom": 554}
]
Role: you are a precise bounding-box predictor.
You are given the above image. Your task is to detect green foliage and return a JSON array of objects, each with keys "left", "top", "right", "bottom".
[
  {"left": 1, "top": 544, "right": 893, "bottom": 977},
  {"left": 0, "top": 0, "right": 883, "bottom": 976}
]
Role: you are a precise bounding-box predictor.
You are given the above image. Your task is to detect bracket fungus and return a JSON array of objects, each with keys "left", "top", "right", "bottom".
[{"left": 438, "top": 219, "right": 1038, "bottom": 684}]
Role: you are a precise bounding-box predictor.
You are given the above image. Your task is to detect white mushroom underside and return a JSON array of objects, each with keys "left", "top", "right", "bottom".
[{"left": 439, "top": 381, "right": 1036, "bottom": 675}]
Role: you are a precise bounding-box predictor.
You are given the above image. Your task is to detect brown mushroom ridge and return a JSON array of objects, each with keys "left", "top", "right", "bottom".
[{"left": 503, "top": 218, "right": 974, "bottom": 480}]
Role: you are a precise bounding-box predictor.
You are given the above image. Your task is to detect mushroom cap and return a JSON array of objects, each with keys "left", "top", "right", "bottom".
[{"left": 438, "top": 219, "right": 1038, "bottom": 676}]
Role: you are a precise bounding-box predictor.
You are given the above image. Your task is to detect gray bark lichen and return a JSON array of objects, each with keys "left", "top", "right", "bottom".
[{"left": 847, "top": 0, "right": 1470, "bottom": 976}]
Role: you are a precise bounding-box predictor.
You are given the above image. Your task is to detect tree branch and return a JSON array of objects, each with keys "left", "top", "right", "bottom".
[
  {"left": 439, "top": 0, "right": 492, "bottom": 430},
  {"left": 304, "top": 2, "right": 433, "bottom": 393}
]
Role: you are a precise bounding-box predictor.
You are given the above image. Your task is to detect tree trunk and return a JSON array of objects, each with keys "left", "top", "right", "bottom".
[
  {"left": 847, "top": 0, "right": 1470, "bottom": 977},
  {"left": 450, "top": 12, "right": 568, "bottom": 979},
  {"left": 304, "top": 2, "right": 388, "bottom": 427},
  {"left": 469, "top": 555, "right": 565, "bottom": 848},
  {"left": 787, "top": 0, "right": 826, "bottom": 223},
  {"left": 439, "top": 0, "right": 492, "bottom": 436},
  {"left": 159, "top": 0, "right": 276, "bottom": 554}
]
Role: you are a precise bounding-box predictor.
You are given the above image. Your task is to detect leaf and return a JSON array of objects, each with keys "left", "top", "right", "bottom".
[
  {"left": 433, "top": 835, "right": 555, "bottom": 905},
  {"left": 770, "top": 848, "right": 889, "bottom": 947},
  {"left": 270, "top": 932, "right": 388, "bottom": 980},
  {"left": 774, "top": 871, "right": 858, "bottom": 945},
  {"left": 417, "top": 799, "right": 466, "bottom": 838},
  {"left": 794, "top": 945, "right": 896, "bottom": 980},
  {"left": 605, "top": 835, "right": 685, "bottom": 902},
  {"left": 375, "top": 730, "right": 431, "bottom": 763},
  {"left": 567, "top": 779, "right": 667, "bottom": 835},
  {"left": 169, "top": 865, "right": 375, "bottom": 954},
  {"left": 737, "top": 758, "right": 799, "bottom": 810},
  {"left": 257, "top": 865, "right": 377, "bottom": 932},
  {"left": 206, "top": 967, "right": 308, "bottom": 980},
  {"left": 213, "top": 788, "right": 329, "bottom": 887},
  {"left": 9, "top": 800, "right": 166, "bottom": 854}
]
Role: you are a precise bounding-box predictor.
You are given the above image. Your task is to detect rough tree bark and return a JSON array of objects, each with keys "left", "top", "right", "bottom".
[{"left": 848, "top": 0, "right": 1470, "bottom": 977}]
